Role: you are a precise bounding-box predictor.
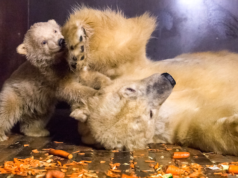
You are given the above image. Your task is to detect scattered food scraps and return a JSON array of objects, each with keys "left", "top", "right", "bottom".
[
  {"left": 173, "top": 152, "right": 190, "bottom": 159},
  {"left": 166, "top": 165, "right": 185, "bottom": 175},
  {"left": 46, "top": 170, "right": 65, "bottom": 178},
  {"left": 49, "top": 149, "right": 73, "bottom": 159},
  {"left": 145, "top": 160, "right": 155, "bottom": 163},
  {"left": 32, "top": 149, "right": 39, "bottom": 153},
  {"left": 54, "top": 141, "right": 64, "bottom": 144}
]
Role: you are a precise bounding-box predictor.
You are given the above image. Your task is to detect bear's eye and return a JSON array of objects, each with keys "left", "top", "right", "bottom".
[
  {"left": 126, "top": 88, "right": 135, "bottom": 92},
  {"left": 70, "top": 46, "right": 74, "bottom": 50},
  {"left": 79, "top": 36, "right": 83, "bottom": 42},
  {"left": 54, "top": 30, "right": 57, "bottom": 33},
  {"left": 42, "top": 40, "right": 47, "bottom": 45},
  {"left": 150, "top": 110, "right": 153, "bottom": 119}
]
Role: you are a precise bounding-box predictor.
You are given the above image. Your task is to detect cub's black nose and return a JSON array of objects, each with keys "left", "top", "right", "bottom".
[
  {"left": 161, "top": 73, "right": 176, "bottom": 87},
  {"left": 58, "top": 38, "right": 65, "bottom": 47}
]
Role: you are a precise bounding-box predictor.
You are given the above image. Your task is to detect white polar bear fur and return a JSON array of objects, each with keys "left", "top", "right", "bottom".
[
  {"left": 65, "top": 7, "right": 238, "bottom": 155},
  {"left": 114, "top": 51, "right": 238, "bottom": 155}
]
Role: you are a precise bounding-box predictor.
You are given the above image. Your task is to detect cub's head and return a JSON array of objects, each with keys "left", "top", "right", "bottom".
[
  {"left": 82, "top": 73, "right": 175, "bottom": 150},
  {"left": 17, "top": 20, "right": 65, "bottom": 68},
  {"left": 62, "top": 21, "right": 93, "bottom": 72}
]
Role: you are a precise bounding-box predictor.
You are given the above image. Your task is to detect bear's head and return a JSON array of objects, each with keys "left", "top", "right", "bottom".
[
  {"left": 79, "top": 73, "right": 175, "bottom": 150},
  {"left": 17, "top": 20, "right": 66, "bottom": 68}
]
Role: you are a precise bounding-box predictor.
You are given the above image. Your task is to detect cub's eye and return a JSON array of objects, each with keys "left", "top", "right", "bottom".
[
  {"left": 70, "top": 46, "right": 74, "bottom": 50},
  {"left": 150, "top": 110, "right": 153, "bottom": 119},
  {"left": 54, "top": 30, "right": 57, "bottom": 33},
  {"left": 42, "top": 40, "right": 47, "bottom": 45},
  {"left": 126, "top": 88, "right": 135, "bottom": 92}
]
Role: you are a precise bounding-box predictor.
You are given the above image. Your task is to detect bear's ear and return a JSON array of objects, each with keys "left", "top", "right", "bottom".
[
  {"left": 16, "top": 44, "right": 27, "bottom": 55},
  {"left": 121, "top": 86, "right": 138, "bottom": 99},
  {"left": 48, "top": 19, "right": 57, "bottom": 26}
]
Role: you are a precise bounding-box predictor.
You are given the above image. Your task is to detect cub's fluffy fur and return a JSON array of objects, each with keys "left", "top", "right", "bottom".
[
  {"left": 62, "top": 6, "right": 156, "bottom": 78},
  {"left": 0, "top": 20, "right": 109, "bottom": 141},
  {"left": 0, "top": 20, "right": 66, "bottom": 141}
]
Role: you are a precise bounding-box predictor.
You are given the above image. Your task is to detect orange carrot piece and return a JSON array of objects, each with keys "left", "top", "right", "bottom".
[
  {"left": 145, "top": 160, "right": 155, "bottom": 163},
  {"left": 54, "top": 141, "right": 63, "bottom": 144},
  {"left": 112, "top": 150, "right": 119, "bottom": 152},
  {"left": 32, "top": 149, "right": 39, "bottom": 153},
  {"left": 57, "top": 161, "right": 62, "bottom": 166},
  {"left": 154, "top": 163, "right": 159, "bottom": 170},
  {"left": 49, "top": 149, "right": 73, "bottom": 159},
  {"left": 130, "top": 163, "right": 135, "bottom": 169},
  {"left": 149, "top": 163, "right": 155, "bottom": 168},
  {"left": 122, "top": 174, "right": 138, "bottom": 178},
  {"left": 46, "top": 170, "right": 65, "bottom": 178},
  {"left": 106, "top": 170, "right": 120, "bottom": 177},
  {"left": 173, "top": 152, "right": 190, "bottom": 159},
  {"left": 189, "top": 171, "right": 200, "bottom": 177},
  {"left": 228, "top": 165, "right": 238, "bottom": 173},
  {"left": 166, "top": 165, "right": 185, "bottom": 175}
]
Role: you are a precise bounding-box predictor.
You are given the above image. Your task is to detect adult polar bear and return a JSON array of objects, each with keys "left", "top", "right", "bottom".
[
  {"left": 63, "top": 7, "right": 238, "bottom": 155},
  {"left": 80, "top": 50, "right": 238, "bottom": 155}
]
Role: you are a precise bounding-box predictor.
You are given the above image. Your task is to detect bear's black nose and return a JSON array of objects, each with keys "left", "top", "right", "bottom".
[
  {"left": 58, "top": 38, "right": 65, "bottom": 47},
  {"left": 161, "top": 73, "right": 176, "bottom": 87}
]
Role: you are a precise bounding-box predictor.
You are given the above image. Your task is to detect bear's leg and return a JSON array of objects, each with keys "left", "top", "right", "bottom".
[
  {"left": 20, "top": 114, "right": 52, "bottom": 137},
  {"left": 0, "top": 90, "right": 23, "bottom": 141},
  {"left": 79, "top": 70, "right": 112, "bottom": 90},
  {"left": 70, "top": 102, "right": 89, "bottom": 122}
]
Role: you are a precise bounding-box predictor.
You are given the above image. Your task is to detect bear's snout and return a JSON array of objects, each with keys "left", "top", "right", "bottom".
[
  {"left": 161, "top": 73, "right": 176, "bottom": 87},
  {"left": 58, "top": 38, "right": 65, "bottom": 47}
]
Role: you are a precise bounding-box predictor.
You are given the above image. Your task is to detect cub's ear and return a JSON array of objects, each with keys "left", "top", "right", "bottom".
[
  {"left": 16, "top": 44, "right": 27, "bottom": 55},
  {"left": 48, "top": 19, "right": 57, "bottom": 26}
]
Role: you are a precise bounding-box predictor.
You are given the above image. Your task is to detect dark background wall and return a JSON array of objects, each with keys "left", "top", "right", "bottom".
[{"left": 1, "top": 0, "right": 238, "bottom": 89}]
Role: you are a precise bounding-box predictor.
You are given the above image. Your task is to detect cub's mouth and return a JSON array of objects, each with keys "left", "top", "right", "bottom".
[
  {"left": 58, "top": 45, "right": 65, "bottom": 52},
  {"left": 57, "top": 38, "right": 66, "bottom": 53}
]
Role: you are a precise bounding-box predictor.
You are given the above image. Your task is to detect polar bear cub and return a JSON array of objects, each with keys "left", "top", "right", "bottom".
[
  {"left": 0, "top": 20, "right": 66, "bottom": 141},
  {"left": 0, "top": 19, "right": 108, "bottom": 141}
]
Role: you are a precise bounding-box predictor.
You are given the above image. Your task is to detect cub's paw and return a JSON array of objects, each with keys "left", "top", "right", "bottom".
[
  {"left": 70, "top": 108, "right": 89, "bottom": 122},
  {"left": 23, "top": 129, "right": 50, "bottom": 137}
]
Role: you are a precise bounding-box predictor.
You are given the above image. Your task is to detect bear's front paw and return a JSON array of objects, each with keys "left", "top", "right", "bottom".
[
  {"left": 67, "top": 27, "right": 90, "bottom": 72},
  {"left": 101, "top": 77, "right": 112, "bottom": 87},
  {"left": 70, "top": 108, "right": 89, "bottom": 122}
]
